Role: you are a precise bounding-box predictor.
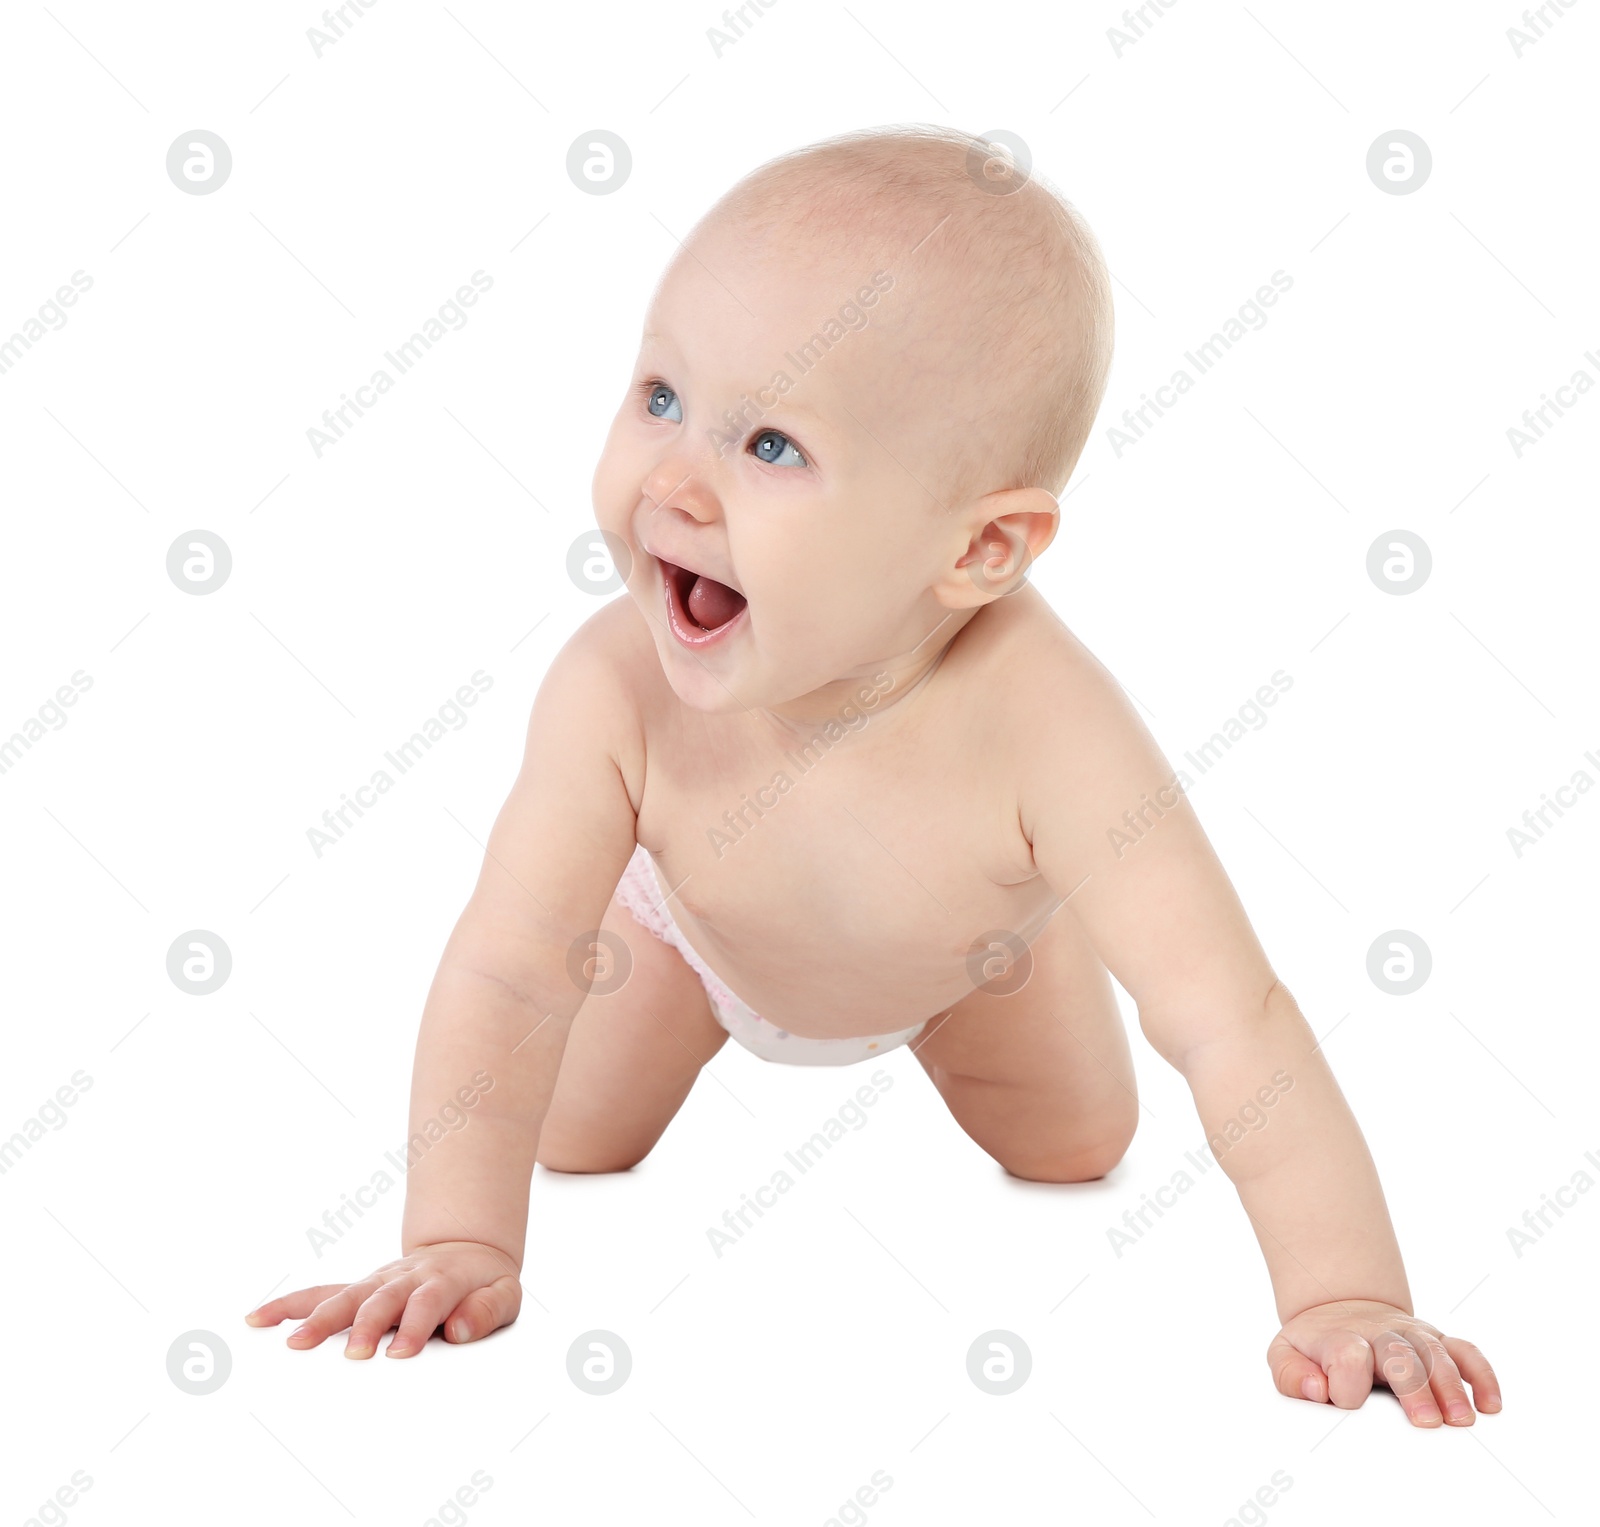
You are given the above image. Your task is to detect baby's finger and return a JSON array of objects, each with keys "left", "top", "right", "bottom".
[
  {"left": 1416, "top": 1337, "right": 1473, "bottom": 1426},
  {"left": 387, "top": 1279, "right": 459, "bottom": 1358},
  {"left": 1267, "top": 1333, "right": 1328, "bottom": 1403},
  {"left": 1444, "top": 1337, "right": 1501, "bottom": 1413},
  {"left": 247, "top": 1285, "right": 356, "bottom": 1327},
  {"left": 443, "top": 1274, "right": 522, "bottom": 1344},
  {"left": 345, "top": 1279, "right": 417, "bottom": 1360},
  {"left": 1375, "top": 1332, "right": 1441, "bottom": 1427},
  {"left": 286, "top": 1281, "right": 378, "bottom": 1349},
  {"left": 1323, "top": 1333, "right": 1377, "bottom": 1410}
]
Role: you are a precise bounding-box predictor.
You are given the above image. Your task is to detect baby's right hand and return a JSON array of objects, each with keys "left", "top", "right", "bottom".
[{"left": 246, "top": 1240, "right": 522, "bottom": 1359}]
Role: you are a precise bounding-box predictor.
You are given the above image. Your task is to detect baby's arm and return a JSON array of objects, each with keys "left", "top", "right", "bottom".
[
  {"left": 249, "top": 613, "right": 641, "bottom": 1357},
  {"left": 1018, "top": 632, "right": 1500, "bottom": 1425}
]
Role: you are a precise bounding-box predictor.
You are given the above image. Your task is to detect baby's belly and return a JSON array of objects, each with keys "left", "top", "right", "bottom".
[{"left": 646, "top": 848, "right": 1062, "bottom": 1040}]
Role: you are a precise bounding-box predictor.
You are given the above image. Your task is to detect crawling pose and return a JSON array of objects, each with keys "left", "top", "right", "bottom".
[{"left": 250, "top": 126, "right": 1499, "bottom": 1426}]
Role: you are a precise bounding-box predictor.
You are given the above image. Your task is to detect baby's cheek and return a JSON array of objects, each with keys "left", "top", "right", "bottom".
[
  {"left": 590, "top": 445, "right": 629, "bottom": 522},
  {"left": 590, "top": 413, "right": 648, "bottom": 510},
  {"left": 747, "top": 556, "right": 828, "bottom": 629}
]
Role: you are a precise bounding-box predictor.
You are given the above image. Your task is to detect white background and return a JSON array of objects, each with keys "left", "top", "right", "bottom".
[{"left": 1, "top": 2, "right": 1595, "bottom": 1523}]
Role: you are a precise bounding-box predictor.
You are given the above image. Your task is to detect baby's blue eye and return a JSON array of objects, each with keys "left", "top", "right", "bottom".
[
  {"left": 645, "top": 383, "right": 681, "bottom": 422},
  {"left": 752, "top": 430, "right": 806, "bottom": 468}
]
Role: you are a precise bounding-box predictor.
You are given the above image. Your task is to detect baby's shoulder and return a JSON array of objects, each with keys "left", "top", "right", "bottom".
[
  {"left": 955, "top": 587, "right": 1129, "bottom": 738},
  {"left": 952, "top": 589, "right": 1169, "bottom": 814},
  {"left": 529, "top": 595, "right": 659, "bottom": 740},
  {"left": 545, "top": 594, "right": 668, "bottom": 699},
  {"left": 523, "top": 596, "right": 664, "bottom": 810},
  {"left": 963, "top": 591, "right": 1177, "bottom": 836}
]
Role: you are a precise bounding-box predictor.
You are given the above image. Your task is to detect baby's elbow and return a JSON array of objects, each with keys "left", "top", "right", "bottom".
[{"left": 1138, "top": 977, "right": 1297, "bottom": 1071}]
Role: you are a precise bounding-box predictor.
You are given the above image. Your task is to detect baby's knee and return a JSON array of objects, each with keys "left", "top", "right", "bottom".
[
  {"left": 536, "top": 1141, "right": 649, "bottom": 1175},
  {"left": 1005, "top": 1111, "right": 1137, "bottom": 1184},
  {"left": 534, "top": 1133, "right": 652, "bottom": 1178}
]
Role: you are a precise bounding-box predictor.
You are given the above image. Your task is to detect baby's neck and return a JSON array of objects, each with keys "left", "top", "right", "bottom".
[{"left": 758, "top": 605, "right": 980, "bottom": 737}]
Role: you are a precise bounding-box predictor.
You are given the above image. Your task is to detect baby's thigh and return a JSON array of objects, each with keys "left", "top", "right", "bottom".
[
  {"left": 536, "top": 888, "right": 728, "bottom": 1173},
  {"left": 913, "top": 906, "right": 1138, "bottom": 1180},
  {"left": 922, "top": 902, "right": 1130, "bottom": 1081}
]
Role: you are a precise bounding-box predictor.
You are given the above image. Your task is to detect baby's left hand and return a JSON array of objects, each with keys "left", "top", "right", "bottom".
[{"left": 1267, "top": 1300, "right": 1501, "bottom": 1426}]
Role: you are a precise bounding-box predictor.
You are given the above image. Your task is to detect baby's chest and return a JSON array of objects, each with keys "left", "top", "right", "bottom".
[{"left": 635, "top": 726, "right": 1039, "bottom": 960}]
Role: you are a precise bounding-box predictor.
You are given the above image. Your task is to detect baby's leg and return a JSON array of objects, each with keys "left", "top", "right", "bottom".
[
  {"left": 914, "top": 905, "right": 1138, "bottom": 1182},
  {"left": 536, "top": 887, "right": 728, "bottom": 1173}
]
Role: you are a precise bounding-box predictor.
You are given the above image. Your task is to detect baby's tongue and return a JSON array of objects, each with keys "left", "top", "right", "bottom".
[{"left": 686, "top": 574, "right": 746, "bottom": 629}]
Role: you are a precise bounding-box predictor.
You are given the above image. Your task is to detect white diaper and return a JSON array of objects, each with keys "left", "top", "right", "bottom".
[{"left": 614, "top": 844, "right": 926, "bottom": 1067}]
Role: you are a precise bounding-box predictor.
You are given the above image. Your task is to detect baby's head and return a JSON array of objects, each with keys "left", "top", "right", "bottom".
[{"left": 592, "top": 124, "right": 1113, "bottom": 716}]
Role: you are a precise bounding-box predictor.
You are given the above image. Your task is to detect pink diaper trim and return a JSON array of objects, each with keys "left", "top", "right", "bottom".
[{"left": 615, "top": 845, "right": 747, "bottom": 1021}]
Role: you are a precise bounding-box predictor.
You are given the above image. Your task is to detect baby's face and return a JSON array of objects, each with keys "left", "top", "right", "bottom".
[{"left": 593, "top": 214, "right": 977, "bottom": 717}]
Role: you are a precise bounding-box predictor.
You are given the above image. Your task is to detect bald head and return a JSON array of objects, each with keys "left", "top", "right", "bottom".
[{"left": 691, "top": 124, "right": 1115, "bottom": 505}]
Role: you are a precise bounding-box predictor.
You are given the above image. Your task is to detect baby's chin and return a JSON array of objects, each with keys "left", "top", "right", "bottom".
[
  {"left": 643, "top": 626, "right": 818, "bottom": 719},
  {"left": 647, "top": 624, "right": 759, "bottom": 715},
  {"left": 655, "top": 647, "right": 896, "bottom": 732}
]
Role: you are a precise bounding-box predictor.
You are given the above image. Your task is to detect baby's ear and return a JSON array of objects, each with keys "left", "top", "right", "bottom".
[{"left": 933, "top": 486, "right": 1059, "bottom": 609}]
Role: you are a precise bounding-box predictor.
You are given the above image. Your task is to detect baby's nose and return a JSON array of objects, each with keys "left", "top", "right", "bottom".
[{"left": 642, "top": 456, "right": 718, "bottom": 522}]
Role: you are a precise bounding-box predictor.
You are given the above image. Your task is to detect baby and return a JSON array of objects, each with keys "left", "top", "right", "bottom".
[{"left": 249, "top": 125, "right": 1499, "bottom": 1427}]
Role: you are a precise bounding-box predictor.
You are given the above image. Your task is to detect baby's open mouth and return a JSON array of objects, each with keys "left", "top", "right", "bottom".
[{"left": 661, "top": 558, "right": 748, "bottom": 643}]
